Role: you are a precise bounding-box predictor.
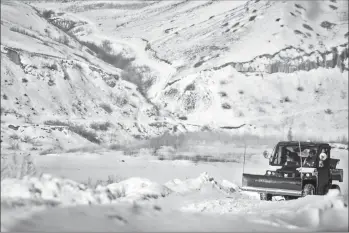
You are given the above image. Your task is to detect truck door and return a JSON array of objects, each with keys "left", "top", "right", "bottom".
[{"left": 316, "top": 146, "right": 331, "bottom": 195}]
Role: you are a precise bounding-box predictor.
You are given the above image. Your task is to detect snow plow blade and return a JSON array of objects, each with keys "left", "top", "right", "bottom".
[{"left": 241, "top": 174, "right": 303, "bottom": 196}]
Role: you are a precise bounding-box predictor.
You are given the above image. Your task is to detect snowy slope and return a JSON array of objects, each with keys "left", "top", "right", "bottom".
[
  {"left": 1, "top": 1, "right": 187, "bottom": 155},
  {"left": 29, "top": 0, "right": 349, "bottom": 141}
]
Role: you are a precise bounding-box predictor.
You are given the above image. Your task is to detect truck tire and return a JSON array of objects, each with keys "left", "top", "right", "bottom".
[
  {"left": 284, "top": 195, "right": 298, "bottom": 201},
  {"left": 302, "top": 183, "right": 315, "bottom": 197},
  {"left": 330, "top": 184, "right": 341, "bottom": 194},
  {"left": 260, "top": 193, "right": 272, "bottom": 201}
]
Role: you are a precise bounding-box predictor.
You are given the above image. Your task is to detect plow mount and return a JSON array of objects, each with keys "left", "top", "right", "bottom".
[{"left": 241, "top": 174, "right": 303, "bottom": 197}]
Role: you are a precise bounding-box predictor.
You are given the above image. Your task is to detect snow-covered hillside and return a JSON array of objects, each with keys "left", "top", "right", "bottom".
[
  {"left": 1, "top": 1, "right": 190, "bottom": 155},
  {"left": 28, "top": 0, "right": 349, "bottom": 141}
]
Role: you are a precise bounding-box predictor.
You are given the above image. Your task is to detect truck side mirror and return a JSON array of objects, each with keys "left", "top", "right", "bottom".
[{"left": 263, "top": 150, "right": 269, "bottom": 159}]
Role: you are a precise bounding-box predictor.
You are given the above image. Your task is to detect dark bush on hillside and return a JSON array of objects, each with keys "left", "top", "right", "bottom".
[
  {"left": 297, "top": 86, "right": 304, "bottom": 91},
  {"left": 90, "top": 122, "right": 112, "bottom": 131},
  {"left": 99, "top": 103, "right": 113, "bottom": 114},
  {"left": 302, "top": 24, "right": 313, "bottom": 31},
  {"left": 185, "top": 83, "right": 195, "bottom": 92},
  {"left": 80, "top": 40, "right": 134, "bottom": 69},
  {"left": 42, "top": 10, "right": 55, "bottom": 19},
  {"left": 68, "top": 124, "right": 101, "bottom": 144},
  {"left": 249, "top": 15, "right": 257, "bottom": 21},
  {"left": 222, "top": 103, "right": 231, "bottom": 109},
  {"left": 320, "top": 21, "right": 336, "bottom": 30},
  {"left": 44, "top": 120, "right": 101, "bottom": 144}
]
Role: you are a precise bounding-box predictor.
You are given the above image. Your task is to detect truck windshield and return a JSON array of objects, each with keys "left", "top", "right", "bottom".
[{"left": 270, "top": 144, "right": 319, "bottom": 167}]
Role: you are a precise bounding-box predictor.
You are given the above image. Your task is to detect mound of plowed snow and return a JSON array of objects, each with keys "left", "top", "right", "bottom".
[
  {"left": 99, "top": 177, "right": 173, "bottom": 201},
  {"left": 1, "top": 174, "right": 172, "bottom": 206},
  {"left": 164, "top": 172, "right": 238, "bottom": 195}
]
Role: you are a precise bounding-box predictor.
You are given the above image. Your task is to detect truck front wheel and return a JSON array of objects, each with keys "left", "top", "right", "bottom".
[
  {"left": 302, "top": 183, "right": 315, "bottom": 197},
  {"left": 260, "top": 193, "right": 272, "bottom": 201}
]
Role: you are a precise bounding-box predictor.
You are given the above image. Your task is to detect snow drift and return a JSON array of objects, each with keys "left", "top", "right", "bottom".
[{"left": 1, "top": 174, "right": 348, "bottom": 232}]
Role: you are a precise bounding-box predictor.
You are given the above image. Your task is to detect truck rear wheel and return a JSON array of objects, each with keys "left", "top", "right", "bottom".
[
  {"left": 302, "top": 183, "right": 315, "bottom": 197},
  {"left": 260, "top": 193, "right": 272, "bottom": 201},
  {"left": 284, "top": 195, "right": 298, "bottom": 201},
  {"left": 330, "top": 184, "right": 341, "bottom": 194}
]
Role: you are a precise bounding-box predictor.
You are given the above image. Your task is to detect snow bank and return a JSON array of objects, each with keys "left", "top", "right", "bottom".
[
  {"left": 99, "top": 177, "right": 172, "bottom": 201},
  {"left": 1, "top": 174, "right": 171, "bottom": 206},
  {"left": 164, "top": 172, "right": 238, "bottom": 195},
  {"left": 1, "top": 174, "right": 112, "bottom": 205},
  {"left": 1, "top": 172, "right": 238, "bottom": 206}
]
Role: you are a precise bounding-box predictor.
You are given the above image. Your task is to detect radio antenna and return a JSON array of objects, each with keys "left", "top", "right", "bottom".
[
  {"left": 298, "top": 140, "right": 303, "bottom": 192},
  {"left": 242, "top": 134, "right": 247, "bottom": 184}
]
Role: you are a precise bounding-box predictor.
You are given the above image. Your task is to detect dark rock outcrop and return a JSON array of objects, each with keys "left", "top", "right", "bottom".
[{"left": 208, "top": 43, "right": 348, "bottom": 74}]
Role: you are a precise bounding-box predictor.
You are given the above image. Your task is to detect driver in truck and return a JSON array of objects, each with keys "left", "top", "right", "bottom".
[{"left": 303, "top": 149, "right": 317, "bottom": 167}]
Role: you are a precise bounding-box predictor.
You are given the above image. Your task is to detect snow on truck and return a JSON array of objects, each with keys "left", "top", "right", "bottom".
[{"left": 241, "top": 141, "right": 344, "bottom": 200}]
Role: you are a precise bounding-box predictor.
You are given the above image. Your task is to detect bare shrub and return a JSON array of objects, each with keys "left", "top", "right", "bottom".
[
  {"left": 101, "top": 40, "right": 113, "bottom": 51},
  {"left": 164, "top": 88, "right": 178, "bottom": 97},
  {"left": 1, "top": 153, "right": 37, "bottom": 180},
  {"left": 3, "top": 94, "right": 8, "bottom": 100},
  {"left": 324, "top": 109, "right": 333, "bottom": 114},
  {"left": 238, "top": 90, "right": 244, "bottom": 94},
  {"left": 90, "top": 122, "right": 112, "bottom": 131},
  {"left": 329, "top": 5, "right": 338, "bottom": 10},
  {"left": 297, "top": 86, "right": 304, "bottom": 91},
  {"left": 22, "top": 78, "right": 28, "bottom": 83},
  {"left": 68, "top": 124, "right": 101, "bottom": 144},
  {"left": 21, "top": 135, "right": 33, "bottom": 143},
  {"left": 57, "top": 35, "right": 70, "bottom": 45},
  {"left": 8, "top": 141, "right": 20, "bottom": 150},
  {"left": 63, "top": 68, "right": 70, "bottom": 80},
  {"left": 184, "top": 83, "right": 195, "bottom": 92},
  {"left": 302, "top": 24, "right": 313, "bottom": 31},
  {"left": 219, "top": 91, "right": 227, "bottom": 97},
  {"left": 249, "top": 15, "right": 257, "bottom": 21},
  {"left": 340, "top": 91, "right": 346, "bottom": 99},
  {"left": 48, "top": 79, "right": 55, "bottom": 86},
  {"left": 100, "top": 103, "right": 113, "bottom": 114},
  {"left": 84, "top": 175, "right": 125, "bottom": 189},
  {"left": 42, "top": 63, "right": 58, "bottom": 70},
  {"left": 109, "top": 144, "right": 124, "bottom": 151},
  {"left": 280, "top": 96, "right": 291, "bottom": 103},
  {"left": 320, "top": 21, "right": 336, "bottom": 30},
  {"left": 44, "top": 120, "right": 70, "bottom": 127},
  {"left": 80, "top": 40, "right": 134, "bottom": 69},
  {"left": 43, "top": 120, "right": 101, "bottom": 144},
  {"left": 221, "top": 103, "right": 231, "bottom": 109},
  {"left": 42, "top": 9, "right": 55, "bottom": 19},
  {"left": 294, "top": 4, "right": 305, "bottom": 10},
  {"left": 10, "top": 27, "right": 41, "bottom": 41},
  {"left": 9, "top": 134, "right": 20, "bottom": 141}
]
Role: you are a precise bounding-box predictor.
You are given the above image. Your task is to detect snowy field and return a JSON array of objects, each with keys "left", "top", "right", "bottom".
[{"left": 1, "top": 146, "right": 348, "bottom": 231}]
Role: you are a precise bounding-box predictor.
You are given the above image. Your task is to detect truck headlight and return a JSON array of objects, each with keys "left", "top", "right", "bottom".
[
  {"left": 284, "top": 173, "right": 288, "bottom": 178},
  {"left": 267, "top": 171, "right": 271, "bottom": 175},
  {"left": 306, "top": 173, "right": 310, "bottom": 177}
]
